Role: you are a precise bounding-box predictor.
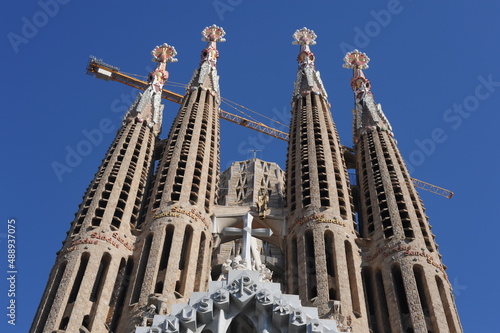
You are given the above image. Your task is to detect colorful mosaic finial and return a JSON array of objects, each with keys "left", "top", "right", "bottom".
[
  {"left": 148, "top": 43, "right": 176, "bottom": 91},
  {"left": 202, "top": 24, "right": 226, "bottom": 43},
  {"left": 291, "top": 27, "right": 328, "bottom": 98},
  {"left": 292, "top": 27, "right": 317, "bottom": 46},
  {"left": 343, "top": 49, "right": 370, "bottom": 69},
  {"left": 343, "top": 50, "right": 393, "bottom": 137},
  {"left": 187, "top": 25, "right": 226, "bottom": 96},
  {"left": 293, "top": 27, "right": 317, "bottom": 67},
  {"left": 198, "top": 25, "right": 225, "bottom": 69},
  {"left": 151, "top": 43, "right": 178, "bottom": 63}
]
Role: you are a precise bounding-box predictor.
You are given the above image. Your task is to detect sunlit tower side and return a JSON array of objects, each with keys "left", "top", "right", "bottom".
[
  {"left": 30, "top": 43, "right": 177, "bottom": 333},
  {"left": 117, "top": 25, "right": 226, "bottom": 331},
  {"left": 344, "top": 50, "right": 463, "bottom": 333},
  {"left": 285, "top": 28, "right": 369, "bottom": 331}
]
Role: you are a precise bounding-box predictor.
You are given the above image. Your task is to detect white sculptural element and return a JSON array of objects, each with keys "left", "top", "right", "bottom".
[
  {"left": 141, "top": 304, "right": 157, "bottom": 326},
  {"left": 258, "top": 264, "right": 273, "bottom": 282},
  {"left": 221, "top": 212, "right": 274, "bottom": 282}
]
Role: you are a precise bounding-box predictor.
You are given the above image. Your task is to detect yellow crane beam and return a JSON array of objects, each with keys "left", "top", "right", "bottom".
[
  {"left": 85, "top": 56, "right": 453, "bottom": 199},
  {"left": 412, "top": 179, "right": 454, "bottom": 199},
  {"left": 218, "top": 109, "right": 289, "bottom": 141}
]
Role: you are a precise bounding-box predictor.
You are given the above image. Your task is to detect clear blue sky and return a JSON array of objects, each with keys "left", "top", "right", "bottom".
[{"left": 1, "top": 1, "right": 499, "bottom": 331}]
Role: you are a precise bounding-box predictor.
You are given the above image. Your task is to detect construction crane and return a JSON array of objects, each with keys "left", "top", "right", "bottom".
[
  {"left": 85, "top": 57, "right": 453, "bottom": 199},
  {"left": 412, "top": 179, "right": 454, "bottom": 199}
]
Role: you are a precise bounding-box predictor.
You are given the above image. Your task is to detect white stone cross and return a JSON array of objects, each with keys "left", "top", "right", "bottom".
[{"left": 222, "top": 212, "right": 273, "bottom": 270}]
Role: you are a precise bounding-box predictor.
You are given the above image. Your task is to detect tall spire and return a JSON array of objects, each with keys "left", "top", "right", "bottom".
[
  {"left": 187, "top": 24, "right": 225, "bottom": 100},
  {"left": 343, "top": 50, "right": 392, "bottom": 141},
  {"left": 30, "top": 44, "right": 173, "bottom": 333},
  {"left": 292, "top": 27, "right": 328, "bottom": 99},
  {"left": 115, "top": 27, "right": 225, "bottom": 330},
  {"left": 123, "top": 43, "right": 177, "bottom": 134},
  {"left": 346, "top": 50, "right": 463, "bottom": 332},
  {"left": 285, "top": 28, "right": 369, "bottom": 331}
]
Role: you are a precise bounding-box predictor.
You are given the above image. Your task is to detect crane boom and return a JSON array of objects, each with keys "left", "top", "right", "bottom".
[
  {"left": 87, "top": 56, "right": 183, "bottom": 103},
  {"left": 85, "top": 56, "right": 453, "bottom": 199},
  {"left": 218, "top": 109, "right": 289, "bottom": 141},
  {"left": 412, "top": 179, "right": 454, "bottom": 199}
]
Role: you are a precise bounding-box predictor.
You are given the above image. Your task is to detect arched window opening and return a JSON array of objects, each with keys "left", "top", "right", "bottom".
[
  {"left": 436, "top": 275, "right": 458, "bottom": 332},
  {"left": 176, "top": 225, "right": 193, "bottom": 297},
  {"left": 155, "top": 225, "right": 174, "bottom": 293},
  {"left": 305, "top": 230, "right": 317, "bottom": 300},
  {"left": 35, "top": 261, "right": 67, "bottom": 333},
  {"left": 194, "top": 232, "right": 207, "bottom": 292},
  {"left": 131, "top": 234, "right": 153, "bottom": 304},
  {"left": 391, "top": 264, "right": 411, "bottom": 331},
  {"left": 345, "top": 241, "right": 361, "bottom": 315}
]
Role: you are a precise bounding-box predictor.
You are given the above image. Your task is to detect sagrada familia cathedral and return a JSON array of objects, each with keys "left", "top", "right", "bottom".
[{"left": 30, "top": 26, "right": 463, "bottom": 333}]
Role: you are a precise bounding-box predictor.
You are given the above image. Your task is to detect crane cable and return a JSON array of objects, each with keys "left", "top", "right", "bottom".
[
  {"left": 221, "top": 97, "right": 289, "bottom": 129},
  {"left": 126, "top": 74, "right": 290, "bottom": 129}
]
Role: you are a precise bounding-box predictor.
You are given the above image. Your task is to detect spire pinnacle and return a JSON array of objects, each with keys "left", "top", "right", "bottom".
[
  {"left": 149, "top": 43, "right": 177, "bottom": 92},
  {"left": 291, "top": 27, "right": 327, "bottom": 98},
  {"left": 343, "top": 49, "right": 370, "bottom": 70},
  {"left": 123, "top": 43, "right": 177, "bottom": 133},
  {"left": 343, "top": 50, "right": 372, "bottom": 95},
  {"left": 292, "top": 27, "right": 317, "bottom": 46},
  {"left": 187, "top": 24, "right": 226, "bottom": 97},
  {"left": 201, "top": 24, "right": 226, "bottom": 43},
  {"left": 151, "top": 43, "right": 178, "bottom": 64},
  {"left": 343, "top": 50, "right": 392, "bottom": 138},
  {"left": 292, "top": 27, "right": 317, "bottom": 68},
  {"left": 199, "top": 24, "right": 226, "bottom": 67}
]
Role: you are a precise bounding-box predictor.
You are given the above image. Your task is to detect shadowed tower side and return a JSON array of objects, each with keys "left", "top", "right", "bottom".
[
  {"left": 117, "top": 25, "right": 225, "bottom": 331},
  {"left": 285, "top": 28, "right": 369, "bottom": 332},
  {"left": 344, "top": 50, "right": 463, "bottom": 333},
  {"left": 30, "top": 44, "right": 177, "bottom": 333}
]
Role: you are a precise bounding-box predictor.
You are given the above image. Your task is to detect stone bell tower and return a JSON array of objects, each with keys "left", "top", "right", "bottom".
[
  {"left": 285, "top": 28, "right": 369, "bottom": 332},
  {"left": 116, "top": 25, "right": 226, "bottom": 331},
  {"left": 344, "top": 50, "right": 463, "bottom": 333},
  {"left": 30, "top": 43, "right": 177, "bottom": 333}
]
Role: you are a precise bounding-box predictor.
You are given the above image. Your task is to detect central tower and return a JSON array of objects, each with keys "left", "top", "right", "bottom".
[{"left": 285, "top": 28, "right": 368, "bottom": 331}]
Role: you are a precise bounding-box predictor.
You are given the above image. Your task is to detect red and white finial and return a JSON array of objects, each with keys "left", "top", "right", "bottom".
[
  {"left": 343, "top": 50, "right": 372, "bottom": 93},
  {"left": 149, "top": 43, "right": 177, "bottom": 90},
  {"left": 344, "top": 50, "right": 392, "bottom": 136},
  {"left": 293, "top": 27, "right": 317, "bottom": 67},
  {"left": 291, "top": 28, "right": 329, "bottom": 98},
  {"left": 151, "top": 43, "right": 178, "bottom": 64},
  {"left": 343, "top": 49, "right": 370, "bottom": 70},
  {"left": 202, "top": 24, "right": 226, "bottom": 43},
  {"left": 292, "top": 27, "right": 317, "bottom": 46},
  {"left": 187, "top": 25, "right": 226, "bottom": 94},
  {"left": 200, "top": 24, "right": 226, "bottom": 67}
]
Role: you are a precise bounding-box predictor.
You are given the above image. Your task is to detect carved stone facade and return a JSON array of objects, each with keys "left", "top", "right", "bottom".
[
  {"left": 218, "top": 158, "right": 285, "bottom": 211},
  {"left": 32, "top": 29, "right": 462, "bottom": 333}
]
